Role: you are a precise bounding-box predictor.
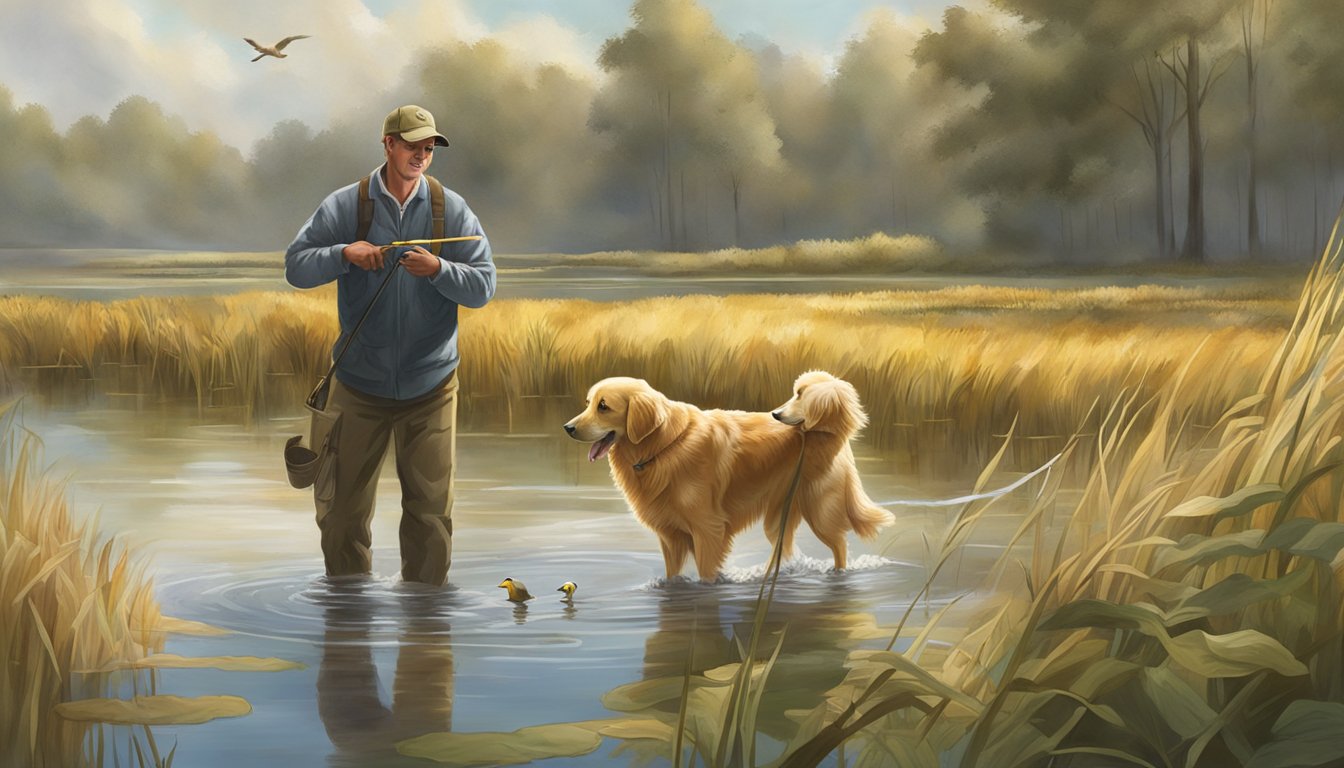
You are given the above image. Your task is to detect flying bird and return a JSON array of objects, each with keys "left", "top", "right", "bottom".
[
  {"left": 557, "top": 581, "right": 578, "bottom": 603},
  {"left": 243, "top": 35, "right": 311, "bottom": 62},
  {"left": 498, "top": 578, "right": 534, "bottom": 603}
]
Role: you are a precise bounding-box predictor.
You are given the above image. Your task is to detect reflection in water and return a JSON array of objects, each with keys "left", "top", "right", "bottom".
[
  {"left": 616, "top": 577, "right": 886, "bottom": 764},
  {"left": 315, "top": 579, "right": 455, "bottom": 767},
  {"left": 28, "top": 401, "right": 924, "bottom": 766}
]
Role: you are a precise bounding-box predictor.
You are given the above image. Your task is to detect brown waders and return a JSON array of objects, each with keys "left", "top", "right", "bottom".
[{"left": 315, "top": 372, "right": 458, "bottom": 585}]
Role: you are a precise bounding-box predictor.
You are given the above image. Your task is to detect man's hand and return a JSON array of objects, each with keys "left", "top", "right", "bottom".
[
  {"left": 343, "top": 241, "right": 385, "bottom": 271},
  {"left": 399, "top": 245, "right": 442, "bottom": 278}
]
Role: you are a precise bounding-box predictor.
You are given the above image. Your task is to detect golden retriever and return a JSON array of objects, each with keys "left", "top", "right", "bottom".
[
  {"left": 563, "top": 373, "right": 891, "bottom": 581},
  {"left": 769, "top": 370, "right": 894, "bottom": 568}
]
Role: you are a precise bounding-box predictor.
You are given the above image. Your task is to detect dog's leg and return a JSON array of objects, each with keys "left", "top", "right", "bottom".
[
  {"left": 763, "top": 512, "right": 801, "bottom": 563},
  {"left": 803, "top": 506, "right": 848, "bottom": 571},
  {"left": 828, "top": 538, "right": 848, "bottom": 571},
  {"left": 659, "top": 533, "right": 692, "bottom": 580},
  {"left": 691, "top": 530, "right": 729, "bottom": 583}
]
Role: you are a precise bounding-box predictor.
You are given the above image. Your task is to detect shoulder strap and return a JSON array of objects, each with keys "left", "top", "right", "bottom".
[
  {"left": 355, "top": 176, "right": 374, "bottom": 244},
  {"left": 355, "top": 174, "right": 443, "bottom": 252},
  {"left": 427, "top": 176, "right": 446, "bottom": 257}
]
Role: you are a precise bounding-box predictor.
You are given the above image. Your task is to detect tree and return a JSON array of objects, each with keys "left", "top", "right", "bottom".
[
  {"left": 591, "top": 0, "right": 779, "bottom": 249},
  {"left": 411, "top": 40, "right": 603, "bottom": 251},
  {"left": 1107, "top": 50, "right": 1183, "bottom": 260},
  {"left": 915, "top": 1, "right": 1240, "bottom": 261},
  {"left": 1241, "top": 0, "right": 1274, "bottom": 258}
]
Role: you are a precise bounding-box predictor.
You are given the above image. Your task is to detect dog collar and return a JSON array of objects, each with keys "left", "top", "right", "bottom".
[{"left": 633, "top": 429, "right": 690, "bottom": 472}]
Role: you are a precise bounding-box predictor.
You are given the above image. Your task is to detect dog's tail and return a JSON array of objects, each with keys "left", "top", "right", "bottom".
[{"left": 848, "top": 482, "right": 894, "bottom": 539}]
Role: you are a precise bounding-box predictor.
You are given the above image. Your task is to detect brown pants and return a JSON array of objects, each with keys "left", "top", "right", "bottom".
[{"left": 315, "top": 374, "right": 457, "bottom": 585}]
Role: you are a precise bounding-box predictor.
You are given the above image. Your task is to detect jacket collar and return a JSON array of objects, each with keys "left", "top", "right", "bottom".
[{"left": 372, "top": 164, "right": 427, "bottom": 208}]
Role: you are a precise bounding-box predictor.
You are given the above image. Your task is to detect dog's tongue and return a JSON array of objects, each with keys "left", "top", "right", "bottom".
[{"left": 589, "top": 433, "right": 614, "bottom": 462}]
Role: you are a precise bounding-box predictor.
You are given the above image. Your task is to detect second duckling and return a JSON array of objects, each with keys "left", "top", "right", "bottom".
[
  {"left": 557, "top": 581, "right": 578, "bottom": 603},
  {"left": 498, "top": 577, "right": 534, "bottom": 603}
]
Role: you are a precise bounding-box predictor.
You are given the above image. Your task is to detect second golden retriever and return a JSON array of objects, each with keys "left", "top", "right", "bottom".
[
  {"left": 563, "top": 373, "right": 891, "bottom": 580},
  {"left": 769, "top": 370, "right": 894, "bottom": 568}
]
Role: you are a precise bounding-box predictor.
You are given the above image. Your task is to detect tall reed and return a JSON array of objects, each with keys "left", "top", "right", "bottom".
[
  {"left": 773, "top": 212, "right": 1344, "bottom": 766},
  {"left": 0, "top": 284, "right": 1289, "bottom": 477},
  {"left": 0, "top": 401, "right": 164, "bottom": 767}
]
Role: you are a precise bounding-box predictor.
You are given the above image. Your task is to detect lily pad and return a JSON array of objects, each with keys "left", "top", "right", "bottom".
[
  {"left": 79, "top": 653, "right": 305, "bottom": 674},
  {"left": 55, "top": 695, "right": 251, "bottom": 724},
  {"left": 397, "top": 724, "right": 602, "bottom": 766},
  {"left": 595, "top": 718, "right": 677, "bottom": 742},
  {"left": 143, "top": 616, "right": 231, "bottom": 636}
]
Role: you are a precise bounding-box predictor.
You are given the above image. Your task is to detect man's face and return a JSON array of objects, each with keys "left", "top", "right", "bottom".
[{"left": 383, "top": 134, "right": 436, "bottom": 184}]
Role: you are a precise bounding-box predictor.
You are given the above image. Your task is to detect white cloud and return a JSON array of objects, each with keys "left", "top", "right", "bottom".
[
  {"left": 0, "top": 0, "right": 916, "bottom": 153},
  {"left": 0, "top": 0, "right": 499, "bottom": 152},
  {"left": 493, "top": 14, "right": 601, "bottom": 80}
]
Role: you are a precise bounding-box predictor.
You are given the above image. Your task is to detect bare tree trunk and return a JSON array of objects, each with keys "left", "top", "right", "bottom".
[
  {"left": 1059, "top": 206, "right": 1066, "bottom": 257},
  {"left": 1181, "top": 37, "right": 1206, "bottom": 263},
  {"left": 890, "top": 174, "right": 898, "bottom": 232},
  {"left": 1153, "top": 139, "right": 1169, "bottom": 260},
  {"left": 731, "top": 173, "right": 742, "bottom": 247},
  {"left": 1166, "top": 140, "right": 1177, "bottom": 256},
  {"left": 648, "top": 175, "right": 660, "bottom": 239},
  {"left": 1243, "top": 0, "right": 1263, "bottom": 259},
  {"left": 678, "top": 170, "right": 687, "bottom": 249},
  {"left": 662, "top": 90, "right": 673, "bottom": 249}
]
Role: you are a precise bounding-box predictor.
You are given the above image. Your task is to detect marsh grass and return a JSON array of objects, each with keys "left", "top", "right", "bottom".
[
  {"left": 555, "top": 233, "right": 946, "bottom": 274},
  {"left": 0, "top": 283, "right": 1291, "bottom": 478},
  {"left": 743, "top": 210, "right": 1344, "bottom": 767},
  {"left": 0, "top": 400, "right": 165, "bottom": 767}
]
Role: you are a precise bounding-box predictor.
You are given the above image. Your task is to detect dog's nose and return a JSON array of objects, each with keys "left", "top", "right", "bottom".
[
  {"left": 771, "top": 412, "right": 783, "bottom": 422},
  {"left": 564, "top": 423, "right": 576, "bottom": 436}
]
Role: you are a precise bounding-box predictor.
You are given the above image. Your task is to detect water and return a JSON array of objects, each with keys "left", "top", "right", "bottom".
[
  {"left": 0, "top": 248, "right": 1272, "bottom": 302},
  {"left": 3, "top": 248, "right": 1061, "bottom": 764},
  {"left": 22, "top": 406, "right": 1005, "bottom": 767}
]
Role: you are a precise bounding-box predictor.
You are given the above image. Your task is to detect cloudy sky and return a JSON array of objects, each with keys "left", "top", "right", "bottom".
[{"left": 0, "top": 0, "right": 958, "bottom": 154}]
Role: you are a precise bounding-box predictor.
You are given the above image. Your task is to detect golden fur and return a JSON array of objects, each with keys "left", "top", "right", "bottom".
[
  {"left": 564, "top": 372, "right": 892, "bottom": 580},
  {"left": 769, "top": 370, "right": 894, "bottom": 567}
]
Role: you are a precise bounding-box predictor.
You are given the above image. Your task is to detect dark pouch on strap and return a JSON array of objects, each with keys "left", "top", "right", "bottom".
[{"left": 284, "top": 378, "right": 341, "bottom": 489}]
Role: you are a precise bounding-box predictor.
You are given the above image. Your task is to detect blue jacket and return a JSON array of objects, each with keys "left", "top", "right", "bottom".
[{"left": 284, "top": 167, "right": 496, "bottom": 401}]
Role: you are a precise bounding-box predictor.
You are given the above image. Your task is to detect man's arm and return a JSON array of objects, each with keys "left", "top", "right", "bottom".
[
  {"left": 285, "top": 191, "right": 354, "bottom": 289},
  {"left": 428, "top": 204, "right": 496, "bottom": 308}
]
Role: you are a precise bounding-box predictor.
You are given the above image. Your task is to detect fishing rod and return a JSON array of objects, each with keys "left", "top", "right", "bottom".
[
  {"left": 307, "top": 235, "right": 484, "bottom": 409},
  {"left": 378, "top": 235, "right": 483, "bottom": 252}
]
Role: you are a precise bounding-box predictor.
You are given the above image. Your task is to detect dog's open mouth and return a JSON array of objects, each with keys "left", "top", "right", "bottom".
[{"left": 588, "top": 431, "right": 617, "bottom": 462}]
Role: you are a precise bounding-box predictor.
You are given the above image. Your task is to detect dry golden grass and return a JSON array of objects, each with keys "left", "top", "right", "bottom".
[
  {"left": 761, "top": 217, "right": 1344, "bottom": 766},
  {"left": 0, "top": 402, "right": 163, "bottom": 767},
  {"left": 0, "top": 284, "right": 1292, "bottom": 477},
  {"left": 556, "top": 233, "right": 945, "bottom": 274}
]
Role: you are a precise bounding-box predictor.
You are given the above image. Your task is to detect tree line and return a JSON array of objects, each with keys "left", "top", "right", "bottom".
[{"left": 2, "top": 0, "right": 1343, "bottom": 262}]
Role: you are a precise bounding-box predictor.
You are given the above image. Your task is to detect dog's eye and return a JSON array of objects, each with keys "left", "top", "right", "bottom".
[{"left": 597, "top": 399, "right": 610, "bottom": 412}]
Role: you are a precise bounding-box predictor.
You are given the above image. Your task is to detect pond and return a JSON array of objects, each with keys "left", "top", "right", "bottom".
[
  {"left": 22, "top": 405, "right": 1030, "bottom": 766},
  {"left": 0, "top": 248, "right": 1275, "bottom": 302}
]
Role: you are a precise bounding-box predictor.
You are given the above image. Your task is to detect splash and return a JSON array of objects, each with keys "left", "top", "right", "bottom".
[{"left": 638, "top": 554, "right": 898, "bottom": 589}]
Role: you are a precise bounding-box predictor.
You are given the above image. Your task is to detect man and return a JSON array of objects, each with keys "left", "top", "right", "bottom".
[{"left": 285, "top": 104, "right": 495, "bottom": 586}]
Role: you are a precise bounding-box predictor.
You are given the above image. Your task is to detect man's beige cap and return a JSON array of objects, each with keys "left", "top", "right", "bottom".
[{"left": 382, "top": 104, "right": 449, "bottom": 146}]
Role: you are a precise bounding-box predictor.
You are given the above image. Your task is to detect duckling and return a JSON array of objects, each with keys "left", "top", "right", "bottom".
[
  {"left": 557, "top": 581, "right": 578, "bottom": 603},
  {"left": 498, "top": 577, "right": 534, "bottom": 603}
]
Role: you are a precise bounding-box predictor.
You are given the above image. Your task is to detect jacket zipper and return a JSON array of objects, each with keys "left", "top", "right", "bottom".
[{"left": 392, "top": 194, "right": 404, "bottom": 399}]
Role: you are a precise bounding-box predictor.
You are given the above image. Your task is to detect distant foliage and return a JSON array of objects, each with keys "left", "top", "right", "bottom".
[{"left": 5, "top": 0, "right": 1343, "bottom": 257}]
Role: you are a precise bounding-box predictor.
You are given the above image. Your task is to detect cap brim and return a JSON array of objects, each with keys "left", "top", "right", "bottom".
[{"left": 399, "top": 126, "right": 450, "bottom": 146}]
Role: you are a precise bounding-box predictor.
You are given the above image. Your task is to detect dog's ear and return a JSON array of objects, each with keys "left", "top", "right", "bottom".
[
  {"left": 627, "top": 393, "right": 668, "bottom": 444},
  {"left": 804, "top": 381, "right": 867, "bottom": 435},
  {"left": 802, "top": 387, "right": 839, "bottom": 431}
]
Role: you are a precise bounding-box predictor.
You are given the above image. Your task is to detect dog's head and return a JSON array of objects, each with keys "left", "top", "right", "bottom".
[
  {"left": 772, "top": 370, "right": 868, "bottom": 436},
  {"left": 564, "top": 377, "right": 673, "bottom": 462}
]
